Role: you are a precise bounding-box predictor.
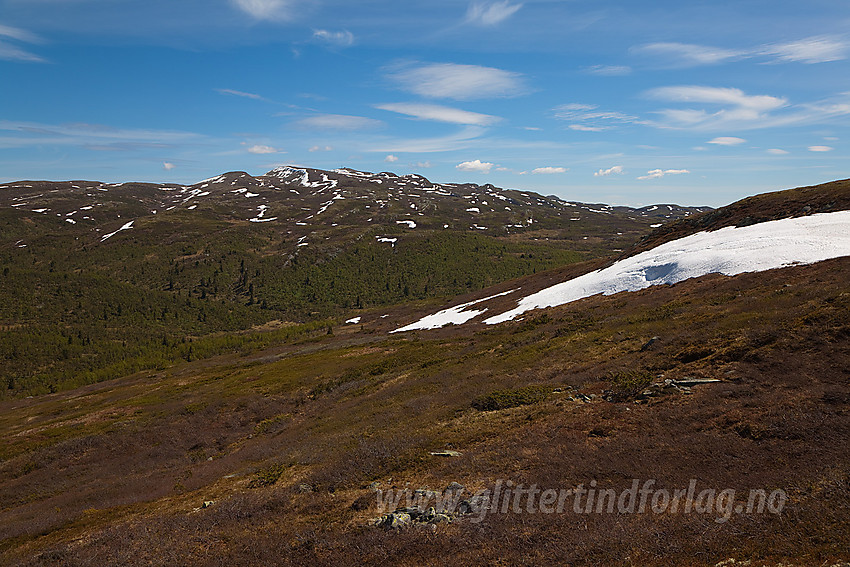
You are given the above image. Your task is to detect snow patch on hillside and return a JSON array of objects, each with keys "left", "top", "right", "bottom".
[
  {"left": 391, "top": 289, "right": 518, "bottom": 333},
  {"left": 394, "top": 211, "right": 850, "bottom": 332},
  {"left": 100, "top": 220, "right": 134, "bottom": 242},
  {"left": 485, "top": 211, "right": 850, "bottom": 325}
]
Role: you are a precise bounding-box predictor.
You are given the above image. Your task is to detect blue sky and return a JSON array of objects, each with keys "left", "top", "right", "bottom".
[{"left": 1, "top": 0, "right": 848, "bottom": 206}]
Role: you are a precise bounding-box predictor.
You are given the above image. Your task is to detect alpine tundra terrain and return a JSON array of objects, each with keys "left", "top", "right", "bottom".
[
  {"left": 1, "top": 174, "right": 849, "bottom": 566},
  {"left": 0, "top": 166, "right": 706, "bottom": 397}
]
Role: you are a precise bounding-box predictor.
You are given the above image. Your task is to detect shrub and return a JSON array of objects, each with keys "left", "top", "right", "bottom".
[
  {"left": 249, "top": 462, "right": 290, "bottom": 488},
  {"left": 472, "top": 385, "right": 550, "bottom": 411},
  {"left": 604, "top": 369, "right": 653, "bottom": 401}
]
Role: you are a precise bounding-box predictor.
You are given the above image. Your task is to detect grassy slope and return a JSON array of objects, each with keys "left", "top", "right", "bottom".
[
  {"left": 0, "top": 255, "right": 847, "bottom": 566},
  {"left": 1, "top": 179, "right": 848, "bottom": 565}
]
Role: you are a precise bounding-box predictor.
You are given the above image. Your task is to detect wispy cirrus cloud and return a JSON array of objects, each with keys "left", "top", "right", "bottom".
[
  {"left": 292, "top": 114, "right": 384, "bottom": 131},
  {"left": 215, "top": 88, "right": 267, "bottom": 101},
  {"left": 387, "top": 62, "right": 527, "bottom": 101},
  {"left": 554, "top": 103, "right": 638, "bottom": 131},
  {"left": 0, "top": 23, "right": 46, "bottom": 63},
  {"left": 633, "top": 35, "right": 849, "bottom": 68},
  {"left": 313, "top": 29, "right": 354, "bottom": 47},
  {"left": 0, "top": 120, "right": 201, "bottom": 149},
  {"left": 230, "top": 0, "right": 296, "bottom": 21},
  {"left": 370, "top": 125, "right": 487, "bottom": 154},
  {"left": 631, "top": 42, "right": 743, "bottom": 67},
  {"left": 808, "top": 145, "right": 833, "bottom": 152},
  {"left": 760, "top": 36, "right": 849, "bottom": 63},
  {"left": 375, "top": 102, "right": 501, "bottom": 126},
  {"left": 584, "top": 65, "right": 632, "bottom": 76},
  {"left": 638, "top": 168, "right": 690, "bottom": 180},
  {"left": 647, "top": 86, "right": 850, "bottom": 131},
  {"left": 646, "top": 86, "right": 788, "bottom": 130},
  {"left": 708, "top": 136, "right": 747, "bottom": 146},
  {"left": 465, "top": 1, "right": 523, "bottom": 26}
]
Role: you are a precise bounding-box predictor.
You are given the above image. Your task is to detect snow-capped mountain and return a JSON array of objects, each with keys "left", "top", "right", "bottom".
[{"left": 0, "top": 166, "right": 708, "bottom": 254}]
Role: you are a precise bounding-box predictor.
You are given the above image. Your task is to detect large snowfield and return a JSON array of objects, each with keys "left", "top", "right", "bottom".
[{"left": 396, "top": 210, "right": 850, "bottom": 332}]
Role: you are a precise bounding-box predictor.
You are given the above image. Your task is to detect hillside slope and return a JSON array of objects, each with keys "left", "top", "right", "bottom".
[
  {"left": 0, "top": 167, "right": 706, "bottom": 397},
  {"left": 390, "top": 179, "right": 850, "bottom": 333},
  {"left": 0, "top": 179, "right": 848, "bottom": 565}
]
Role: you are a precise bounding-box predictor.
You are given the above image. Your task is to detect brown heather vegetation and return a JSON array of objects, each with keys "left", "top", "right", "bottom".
[{"left": 1, "top": 253, "right": 848, "bottom": 566}]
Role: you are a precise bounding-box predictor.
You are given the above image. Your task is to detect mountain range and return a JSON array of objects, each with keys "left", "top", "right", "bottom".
[{"left": 0, "top": 166, "right": 706, "bottom": 396}]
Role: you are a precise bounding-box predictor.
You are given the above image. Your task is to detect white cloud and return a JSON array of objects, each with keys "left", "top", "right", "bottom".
[
  {"left": 414, "top": 161, "right": 432, "bottom": 168},
  {"left": 466, "top": 1, "right": 523, "bottom": 25},
  {"left": 0, "top": 24, "right": 45, "bottom": 63},
  {"left": 634, "top": 35, "right": 849, "bottom": 68},
  {"left": 632, "top": 42, "right": 744, "bottom": 67},
  {"left": 708, "top": 136, "right": 747, "bottom": 146},
  {"left": 247, "top": 144, "right": 279, "bottom": 154},
  {"left": 231, "top": 0, "right": 294, "bottom": 20},
  {"left": 0, "top": 42, "right": 46, "bottom": 63},
  {"left": 215, "top": 88, "right": 266, "bottom": 101},
  {"left": 384, "top": 154, "right": 399, "bottom": 162},
  {"left": 387, "top": 62, "right": 526, "bottom": 101},
  {"left": 293, "top": 114, "right": 384, "bottom": 131},
  {"left": 808, "top": 145, "right": 834, "bottom": 152},
  {"left": 767, "top": 148, "right": 789, "bottom": 155},
  {"left": 313, "top": 29, "right": 354, "bottom": 47},
  {"left": 532, "top": 166, "right": 566, "bottom": 174},
  {"left": 638, "top": 169, "right": 690, "bottom": 180},
  {"left": 456, "top": 159, "right": 494, "bottom": 173},
  {"left": 569, "top": 124, "right": 605, "bottom": 132},
  {"left": 594, "top": 165, "right": 624, "bottom": 177},
  {"left": 585, "top": 65, "right": 632, "bottom": 76},
  {"left": 308, "top": 145, "right": 333, "bottom": 152},
  {"left": 370, "top": 125, "right": 486, "bottom": 154},
  {"left": 376, "top": 102, "right": 500, "bottom": 126},
  {"left": 0, "top": 120, "right": 201, "bottom": 149},
  {"left": 555, "top": 103, "right": 637, "bottom": 130},
  {"left": 163, "top": 162, "right": 176, "bottom": 171},
  {"left": 0, "top": 24, "right": 41, "bottom": 44},
  {"left": 761, "top": 36, "right": 848, "bottom": 63},
  {"left": 647, "top": 86, "right": 788, "bottom": 130}
]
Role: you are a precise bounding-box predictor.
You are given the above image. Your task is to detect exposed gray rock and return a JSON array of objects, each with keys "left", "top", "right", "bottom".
[
  {"left": 429, "top": 449, "right": 462, "bottom": 457},
  {"left": 630, "top": 377, "right": 721, "bottom": 403},
  {"left": 674, "top": 377, "right": 722, "bottom": 387},
  {"left": 379, "top": 511, "right": 412, "bottom": 529},
  {"left": 372, "top": 506, "right": 456, "bottom": 529},
  {"left": 458, "top": 494, "right": 490, "bottom": 516}
]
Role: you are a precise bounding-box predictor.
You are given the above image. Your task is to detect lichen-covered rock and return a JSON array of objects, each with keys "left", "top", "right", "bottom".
[{"left": 380, "top": 511, "right": 411, "bottom": 529}]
